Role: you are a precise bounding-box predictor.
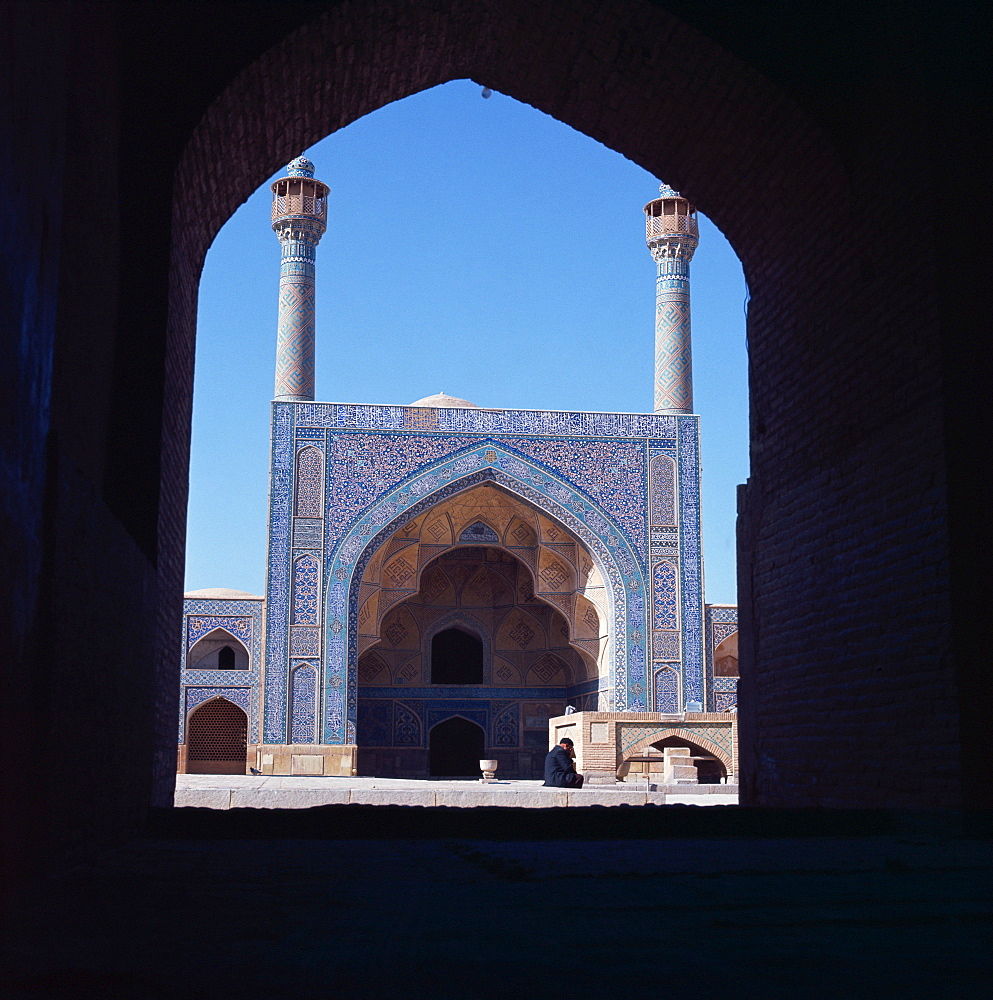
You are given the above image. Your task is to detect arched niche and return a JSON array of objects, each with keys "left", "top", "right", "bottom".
[
  {"left": 187, "top": 627, "right": 250, "bottom": 671},
  {"left": 714, "top": 632, "right": 739, "bottom": 677},
  {"left": 354, "top": 480, "right": 609, "bottom": 684},
  {"left": 621, "top": 727, "right": 733, "bottom": 783},
  {"left": 431, "top": 626, "right": 484, "bottom": 684}
]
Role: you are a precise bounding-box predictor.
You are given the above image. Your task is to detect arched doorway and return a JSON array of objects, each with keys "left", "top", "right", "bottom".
[
  {"left": 652, "top": 736, "right": 727, "bottom": 784},
  {"left": 186, "top": 698, "right": 248, "bottom": 775},
  {"left": 429, "top": 717, "right": 485, "bottom": 777}
]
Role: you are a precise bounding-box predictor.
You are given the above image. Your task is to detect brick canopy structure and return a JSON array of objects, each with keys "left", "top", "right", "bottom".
[{"left": 2, "top": 1, "right": 988, "bottom": 876}]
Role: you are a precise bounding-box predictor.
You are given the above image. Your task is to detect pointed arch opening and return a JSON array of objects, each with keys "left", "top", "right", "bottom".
[
  {"left": 354, "top": 479, "right": 611, "bottom": 686},
  {"left": 350, "top": 476, "right": 623, "bottom": 777},
  {"left": 185, "top": 697, "right": 248, "bottom": 775},
  {"left": 651, "top": 735, "right": 727, "bottom": 784},
  {"left": 187, "top": 627, "right": 250, "bottom": 671}
]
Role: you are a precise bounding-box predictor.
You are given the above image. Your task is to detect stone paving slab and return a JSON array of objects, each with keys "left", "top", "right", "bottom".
[{"left": 173, "top": 774, "right": 739, "bottom": 809}]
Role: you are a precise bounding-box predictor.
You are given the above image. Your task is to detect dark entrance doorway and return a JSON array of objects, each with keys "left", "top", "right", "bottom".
[{"left": 429, "top": 717, "right": 485, "bottom": 777}]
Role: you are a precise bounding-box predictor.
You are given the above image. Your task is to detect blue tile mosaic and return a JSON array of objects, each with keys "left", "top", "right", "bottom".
[
  {"left": 253, "top": 400, "right": 729, "bottom": 751},
  {"left": 179, "top": 597, "right": 263, "bottom": 745},
  {"left": 704, "top": 604, "right": 738, "bottom": 710},
  {"left": 677, "top": 417, "right": 704, "bottom": 703}
]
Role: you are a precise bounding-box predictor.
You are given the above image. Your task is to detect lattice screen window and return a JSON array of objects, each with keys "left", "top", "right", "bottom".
[{"left": 187, "top": 699, "right": 247, "bottom": 761}]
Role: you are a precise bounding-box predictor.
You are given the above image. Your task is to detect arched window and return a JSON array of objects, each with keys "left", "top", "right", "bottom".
[
  {"left": 217, "top": 645, "right": 236, "bottom": 669},
  {"left": 431, "top": 627, "right": 483, "bottom": 684}
]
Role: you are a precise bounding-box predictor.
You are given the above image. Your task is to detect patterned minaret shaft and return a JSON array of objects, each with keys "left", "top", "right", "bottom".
[
  {"left": 645, "top": 184, "right": 699, "bottom": 414},
  {"left": 271, "top": 156, "right": 329, "bottom": 401}
]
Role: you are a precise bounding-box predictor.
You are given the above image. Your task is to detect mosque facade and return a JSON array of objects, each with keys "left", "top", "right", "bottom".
[{"left": 178, "top": 158, "right": 738, "bottom": 780}]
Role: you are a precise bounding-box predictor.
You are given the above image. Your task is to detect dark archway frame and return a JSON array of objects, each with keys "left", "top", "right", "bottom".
[
  {"left": 168, "top": 1, "right": 844, "bottom": 803},
  {"left": 158, "top": 1, "right": 976, "bottom": 808}
]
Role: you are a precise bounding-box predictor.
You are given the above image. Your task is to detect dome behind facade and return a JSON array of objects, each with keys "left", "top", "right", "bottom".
[{"left": 409, "top": 392, "right": 481, "bottom": 409}]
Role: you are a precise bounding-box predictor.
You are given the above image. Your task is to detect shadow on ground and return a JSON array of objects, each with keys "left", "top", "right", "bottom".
[{"left": 5, "top": 807, "right": 990, "bottom": 999}]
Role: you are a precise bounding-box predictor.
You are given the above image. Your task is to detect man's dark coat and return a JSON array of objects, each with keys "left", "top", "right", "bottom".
[{"left": 543, "top": 745, "right": 580, "bottom": 787}]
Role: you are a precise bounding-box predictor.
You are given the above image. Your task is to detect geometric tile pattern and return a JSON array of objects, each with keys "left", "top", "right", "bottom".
[
  {"left": 292, "top": 554, "right": 320, "bottom": 625},
  {"left": 289, "top": 663, "right": 317, "bottom": 742},
  {"left": 178, "top": 597, "right": 263, "bottom": 747},
  {"left": 651, "top": 250, "right": 694, "bottom": 414},
  {"left": 274, "top": 277, "right": 317, "bottom": 400},
  {"left": 297, "top": 402, "right": 678, "bottom": 438},
  {"left": 493, "top": 701, "right": 520, "bottom": 746},
  {"left": 652, "top": 631, "right": 680, "bottom": 659},
  {"left": 649, "top": 453, "right": 676, "bottom": 526},
  {"left": 502, "top": 438, "right": 649, "bottom": 562},
  {"left": 653, "top": 665, "right": 680, "bottom": 712},
  {"left": 704, "top": 603, "right": 739, "bottom": 711},
  {"left": 185, "top": 686, "right": 252, "bottom": 715},
  {"left": 712, "top": 623, "right": 738, "bottom": 645},
  {"left": 295, "top": 445, "right": 324, "bottom": 516},
  {"left": 538, "top": 560, "right": 569, "bottom": 591},
  {"left": 289, "top": 627, "right": 320, "bottom": 656},
  {"left": 260, "top": 402, "right": 707, "bottom": 746},
  {"left": 314, "top": 432, "right": 651, "bottom": 565},
  {"left": 394, "top": 701, "right": 421, "bottom": 746},
  {"left": 509, "top": 620, "right": 536, "bottom": 648},
  {"left": 652, "top": 560, "right": 678, "bottom": 630},
  {"left": 619, "top": 721, "right": 733, "bottom": 772},
  {"left": 273, "top": 185, "right": 325, "bottom": 400},
  {"left": 187, "top": 615, "right": 253, "bottom": 649},
  {"left": 322, "top": 455, "right": 646, "bottom": 743},
  {"left": 678, "top": 418, "right": 704, "bottom": 703}
]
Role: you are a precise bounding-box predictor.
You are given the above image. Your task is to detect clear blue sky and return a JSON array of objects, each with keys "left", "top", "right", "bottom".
[{"left": 187, "top": 80, "right": 749, "bottom": 603}]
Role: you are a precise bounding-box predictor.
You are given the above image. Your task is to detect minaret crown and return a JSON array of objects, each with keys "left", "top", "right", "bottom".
[
  {"left": 271, "top": 157, "right": 329, "bottom": 239},
  {"left": 644, "top": 183, "right": 699, "bottom": 262},
  {"left": 286, "top": 156, "right": 316, "bottom": 177}
]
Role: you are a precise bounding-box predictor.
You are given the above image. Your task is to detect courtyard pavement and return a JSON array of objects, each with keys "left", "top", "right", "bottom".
[{"left": 174, "top": 772, "right": 739, "bottom": 809}]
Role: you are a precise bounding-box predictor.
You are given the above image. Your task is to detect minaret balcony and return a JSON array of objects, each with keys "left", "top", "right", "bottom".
[{"left": 645, "top": 213, "right": 699, "bottom": 241}]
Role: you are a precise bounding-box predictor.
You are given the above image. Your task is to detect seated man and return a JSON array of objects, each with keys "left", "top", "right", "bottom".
[{"left": 543, "top": 737, "right": 584, "bottom": 787}]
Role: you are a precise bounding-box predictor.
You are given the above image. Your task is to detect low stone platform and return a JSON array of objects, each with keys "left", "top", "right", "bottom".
[{"left": 175, "top": 774, "right": 739, "bottom": 809}]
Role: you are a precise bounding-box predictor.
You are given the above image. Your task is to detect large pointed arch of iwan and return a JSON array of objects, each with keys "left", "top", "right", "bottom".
[{"left": 320, "top": 446, "right": 647, "bottom": 744}]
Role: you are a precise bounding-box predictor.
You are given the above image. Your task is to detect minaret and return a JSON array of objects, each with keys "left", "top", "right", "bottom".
[
  {"left": 271, "top": 156, "right": 329, "bottom": 401},
  {"left": 644, "top": 183, "right": 699, "bottom": 414}
]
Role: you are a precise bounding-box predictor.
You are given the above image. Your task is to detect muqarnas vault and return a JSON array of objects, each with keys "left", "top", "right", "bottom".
[{"left": 177, "top": 158, "right": 738, "bottom": 781}]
